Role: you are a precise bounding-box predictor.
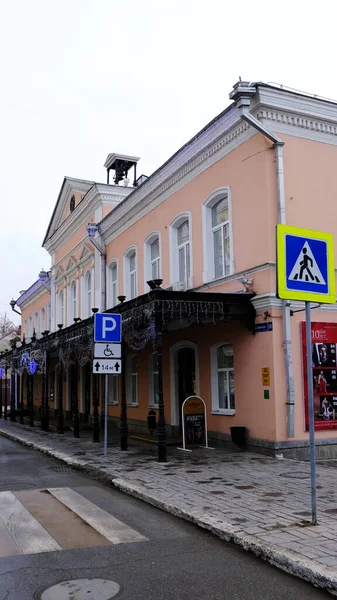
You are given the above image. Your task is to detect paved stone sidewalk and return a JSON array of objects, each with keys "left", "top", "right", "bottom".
[{"left": 1, "top": 420, "right": 337, "bottom": 594}]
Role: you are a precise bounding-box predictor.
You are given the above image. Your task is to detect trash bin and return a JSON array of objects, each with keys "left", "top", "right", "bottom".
[{"left": 230, "top": 426, "right": 246, "bottom": 449}]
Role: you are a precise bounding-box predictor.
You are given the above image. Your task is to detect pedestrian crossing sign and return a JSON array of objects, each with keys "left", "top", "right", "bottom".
[{"left": 277, "top": 224, "right": 336, "bottom": 303}]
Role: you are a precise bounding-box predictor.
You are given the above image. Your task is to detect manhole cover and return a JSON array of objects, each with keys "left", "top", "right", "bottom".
[
  {"left": 38, "top": 578, "right": 120, "bottom": 600},
  {"left": 0, "top": 482, "right": 36, "bottom": 491},
  {"left": 280, "top": 472, "right": 312, "bottom": 479},
  {"left": 47, "top": 466, "right": 73, "bottom": 473}
]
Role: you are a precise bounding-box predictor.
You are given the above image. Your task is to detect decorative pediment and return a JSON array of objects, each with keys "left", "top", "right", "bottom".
[
  {"left": 43, "top": 177, "right": 94, "bottom": 248},
  {"left": 66, "top": 255, "right": 77, "bottom": 272},
  {"left": 54, "top": 265, "right": 65, "bottom": 281},
  {"left": 79, "top": 243, "right": 94, "bottom": 262}
]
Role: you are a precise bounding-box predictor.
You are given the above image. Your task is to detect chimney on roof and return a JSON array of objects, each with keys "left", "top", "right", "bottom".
[{"left": 104, "top": 153, "right": 140, "bottom": 187}]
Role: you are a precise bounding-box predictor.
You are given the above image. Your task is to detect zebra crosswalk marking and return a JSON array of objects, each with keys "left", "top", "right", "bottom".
[
  {"left": 0, "top": 491, "right": 61, "bottom": 554},
  {"left": 48, "top": 487, "right": 148, "bottom": 545}
]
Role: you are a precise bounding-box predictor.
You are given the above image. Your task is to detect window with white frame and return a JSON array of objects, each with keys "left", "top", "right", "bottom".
[
  {"left": 40, "top": 307, "right": 45, "bottom": 332},
  {"left": 29, "top": 316, "right": 33, "bottom": 338},
  {"left": 124, "top": 248, "right": 137, "bottom": 300},
  {"left": 108, "top": 376, "right": 118, "bottom": 404},
  {"left": 170, "top": 214, "right": 192, "bottom": 289},
  {"left": 58, "top": 289, "right": 64, "bottom": 325},
  {"left": 211, "top": 344, "right": 235, "bottom": 413},
  {"left": 70, "top": 280, "right": 77, "bottom": 321},
  {"left": 144, "top": 234, "right": 161, "bottom": 285},
  {"left": 34, "top": 312, "right": 39, "bottom": 334},
  {"left": 24, "top": 320, "right": 28, "bottom": 338},
  {"left": 84, "top": 270, "right": 91, "bottom": 318},
  {"left": 127, "top": 355, "right": 138, "bottom": 405},
  {"left": 108, "top": 261, "right": 118, "bottom": 307},
  {"left": 202, "top": 189, "right": 232, "bottom": 282},
  {"left": 149, "top": 353, "right": 159, "bottom": 407}
]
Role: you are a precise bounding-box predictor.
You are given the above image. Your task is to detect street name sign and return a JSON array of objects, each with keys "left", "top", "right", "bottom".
[
  {"left": 94, "top": 343, "right": 121, "bottom": 359},
  {"left": 276, "top": 224, "right": 335, "bottom": 304},
  {"left": 94, "top": 313, "right": 122, "bottom": 343},
  {"left": 93, "top": 359, "right": 122, "bottom": 374}
]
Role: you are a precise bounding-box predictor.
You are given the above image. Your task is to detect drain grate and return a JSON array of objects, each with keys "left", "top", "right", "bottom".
[
  {"left": 0, "top": 482, "right": 36, "bottom": 491},
  {"left": 47, "top": 465, "right": 73, "bottom": 473}
]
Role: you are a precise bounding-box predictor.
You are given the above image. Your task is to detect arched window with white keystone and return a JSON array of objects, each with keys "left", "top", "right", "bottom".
[
  {"left": 70, "top": 280, "right": 77, "bottom": 322},
  {"left": 84, "top": 270, "right": 92, "bottom": 318},
  {"left": 107, "top": 260, "right": 118, "bottom": 308},
  {"left": 210, "top": 343, "right": 235, "bottom": 414},
  {"left": 169, "top": 213, "right": 192, "bottom": 290},
  {"left": 58, "top": 289, "right": 64, "bottom": 325},
  {"left": 144, "top": 232, "right": 161, "bottom": 287},
  {"left": 124, "top": 247, "right": 137, "bottom": 300},
  {"left": 202, "top": 188, "right": 233, "bottom": 283}
]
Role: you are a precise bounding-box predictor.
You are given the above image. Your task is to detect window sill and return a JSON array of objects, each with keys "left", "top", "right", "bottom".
[
  {"left": 211, "top": 410, "right": 235, "bottom": 416},
  {"left": 108, "top": 402, "right": 118, "bottom": 406},
  {"left": 127, "top": 403, "right": 139, "bottom": 408},
  {"left": 148, "top": 405, "right": 159, "bottom": 409}
]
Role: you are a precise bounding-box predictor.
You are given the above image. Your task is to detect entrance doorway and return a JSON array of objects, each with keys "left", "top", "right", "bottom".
[{"left": 177, "top": 347, "right": 196, "bottom": 431}]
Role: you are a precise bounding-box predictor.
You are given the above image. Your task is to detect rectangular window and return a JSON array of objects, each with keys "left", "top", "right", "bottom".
[
  {"left": 49, "top": 372, "right": 55, "bottom": 403},
  {"left": 129, "top": 356, "right": 138, "bottom": 405},
  {"left": 151, "top": 353, "right": 159, "bottom": 407},
  {"left": 216, "top": 344, "right": 235, "bottom": 411},
  {"left": 111, "top": 264, "right": 117, "bottom": 307},
  {"left": 108, "top": 376, "right": 118, "bottom": 404}
]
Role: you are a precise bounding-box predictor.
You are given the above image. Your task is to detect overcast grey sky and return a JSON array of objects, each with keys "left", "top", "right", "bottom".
[{"left": 1, "top": 0, "right": 336, "bottom": 324}]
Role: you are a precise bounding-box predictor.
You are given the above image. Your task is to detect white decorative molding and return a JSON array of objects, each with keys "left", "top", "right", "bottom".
[
  {"left": 100, "top": 112, "right": 258, "bottom": 244},
  {"left": 194, "top": 261, "right": 276, "bottom": 292}
]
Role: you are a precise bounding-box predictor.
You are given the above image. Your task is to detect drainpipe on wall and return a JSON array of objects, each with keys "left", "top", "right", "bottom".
[
  {"left": 229, "top": 82, "right": 295, "bottom": 437},
  {"left": 86, "top": 223, "right": 106, "bottom": 312}
]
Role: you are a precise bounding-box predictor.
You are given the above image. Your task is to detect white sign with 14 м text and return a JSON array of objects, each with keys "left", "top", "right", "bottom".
[{"left": 93, "top": 359, "right": 122, "bottom": 374}]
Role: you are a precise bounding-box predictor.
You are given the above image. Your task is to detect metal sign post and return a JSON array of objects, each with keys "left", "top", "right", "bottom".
[
  {"left": 277, "top": 224, "right": 336, "bottom": 526},
  {"left": 305, "top": 301, "right": 317, "bottom": 525},
  {"left": 93, "top": 313, "right": 123, "bottom": 459}
]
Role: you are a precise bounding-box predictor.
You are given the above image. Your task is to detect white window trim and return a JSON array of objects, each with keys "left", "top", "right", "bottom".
[
  {"left": 148, "top": 352, "right": 159, "bottom": 408},
  {"left": 107, "top": 259, "right": 118, "bottom": 308},
  {"left": 108, "top": 375, "right": 119, "bottom": 405},
  {"left": 123, "top": 246, "right": 137, "bottom": 301},
  {"left": 57, "top": 289, "right": 64, "bottom": 326},
  {"left": 127, "top": 353, "right": 138, "bottom": 406},
  {"left": 83, "top": 269, "right": 92, "bottom": 319},
  {"left": 169, "top": 340, "right": 199, "bottom": 426},
  {"left": 144, "top": 231, "right": 162, "bottom": 291},
  {"left": 202, "top": 187, "right": 234, "bottom": 283},
  {"left": 169, "top": 212, "right": 193, "bottom": 289},
  {"left": 70, "top": 280, "right": 77, "bottom": 324},
  {"left": 40, "top": 307, "right": 46, "bottom": 332},
  {"left": 210, "top": 343, "right": 235, "bottom": 415},
  {"left": 34, "top": 312, "right": 39, "bottom": 334}
]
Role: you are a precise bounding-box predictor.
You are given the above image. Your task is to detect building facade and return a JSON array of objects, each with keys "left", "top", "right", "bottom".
[{"left": 6, "top": 81, "right": 337, "bottom": 459}]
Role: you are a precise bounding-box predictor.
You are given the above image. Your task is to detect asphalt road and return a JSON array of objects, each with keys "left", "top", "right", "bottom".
[{"left": 0, "top": 436, "right": 332, "bottom": 600}]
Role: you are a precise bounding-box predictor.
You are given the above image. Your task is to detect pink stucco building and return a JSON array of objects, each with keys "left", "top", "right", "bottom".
[{"left": 7, "top": 80, "right": 337, "bottom": 460}]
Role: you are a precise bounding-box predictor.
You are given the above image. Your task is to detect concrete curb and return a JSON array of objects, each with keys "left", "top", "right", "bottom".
[{"left": 2, "top": 427, "right": 337, "bottom": 595}]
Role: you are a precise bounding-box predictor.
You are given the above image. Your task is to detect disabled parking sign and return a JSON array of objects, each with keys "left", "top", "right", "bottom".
[{"left": 277, "top": 225, "right": 336, "bottom": 304}]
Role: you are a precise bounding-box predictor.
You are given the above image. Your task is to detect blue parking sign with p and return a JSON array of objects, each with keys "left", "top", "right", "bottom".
[{"left": 94, "top": 313, "right": 122, "bottom": 343}]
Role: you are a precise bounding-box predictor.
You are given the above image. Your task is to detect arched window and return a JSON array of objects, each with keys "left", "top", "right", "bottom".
[
  {"left": 127, "top": 354, "right": 138, "bottom": 405},
  {"left": 70, "top": 195, "right": 75, "bottom": 212},
  {"left": 34, "top": 312, "right": 39, "bottom": 334},
  {"left": 70, "top": 280, "right": 77, "bottom": 321},
  {"left": 169, "top": 213, "right": 192, "bottom": 289},
  {"left": 29, "top": 316, "right": 33, "bottom": 338},
  {"left": 149, "top": 353, "right": 159, "bottom": 407},
  {"left": 144, "top": 233, "right": 161, "bottom": 287},
  {"left": 84, "top": 270, "right": 91, "bottom": 318},
  {"left": 40, "top": 307, "right": 45, "bottom": 332},
  {"left": 202, "top": 188, "right": 233, "bottom": 282},
  {"left": 58, "top": 289, "right": 64, "bottom": 325},
  {"left": 108, "top": 261, "right": 118, "bottom": 307},
  {"left": 211, "top": 343, "right": 235, "bottom": 413},
  {"left": 124, "top": 247, "right": 137, "bottom": 300}
]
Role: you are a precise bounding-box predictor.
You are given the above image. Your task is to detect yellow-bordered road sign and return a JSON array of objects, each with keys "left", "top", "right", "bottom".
[{"left": 277, "top": 224, "right": 336, "bottom": 304}]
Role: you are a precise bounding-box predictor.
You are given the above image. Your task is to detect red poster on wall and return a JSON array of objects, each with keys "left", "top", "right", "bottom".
[{"left": 302, "top": 322, "right": 337, "bottom": 431}]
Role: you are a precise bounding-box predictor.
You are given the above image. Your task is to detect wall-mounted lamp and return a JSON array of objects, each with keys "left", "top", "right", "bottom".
[{"left": 9, "top": 299, "right": 21, "bottom": 316}]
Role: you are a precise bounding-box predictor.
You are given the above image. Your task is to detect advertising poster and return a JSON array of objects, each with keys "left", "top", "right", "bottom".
[
  {"left": 183, "top": 396, "right": 205, "bottom": 446},
  {"left": 302, "top": 322, "right": 337, "bottom": 430}
]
